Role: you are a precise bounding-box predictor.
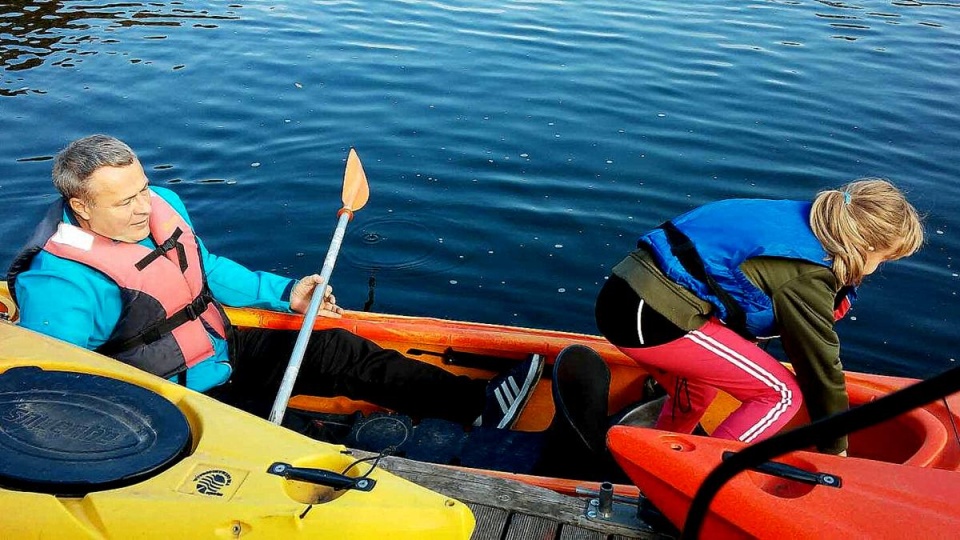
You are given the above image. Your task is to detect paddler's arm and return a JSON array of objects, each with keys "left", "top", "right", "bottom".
[
  {"left": 198, "top": 237, "right": 298, "bottom": 311},
  {"left": 199, "top": 248, "right": 341, "bottom": 317},
  {"left": 774, "top": 268, "right": 849, "bottom": 455}
]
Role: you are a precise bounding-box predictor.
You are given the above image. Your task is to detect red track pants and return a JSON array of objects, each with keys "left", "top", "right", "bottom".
[{"left": 617, "top": 319, "right": 802, "bottom": 443}]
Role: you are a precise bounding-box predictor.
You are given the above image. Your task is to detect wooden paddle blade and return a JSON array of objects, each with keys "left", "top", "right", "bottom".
[{"left": 342, "top": 148, "right": 370, "bottom": 212}]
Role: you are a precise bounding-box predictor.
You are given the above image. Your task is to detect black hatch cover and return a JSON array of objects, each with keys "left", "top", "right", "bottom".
[{"left": 0, "top": 366, "right": 191, "bottom": 496}]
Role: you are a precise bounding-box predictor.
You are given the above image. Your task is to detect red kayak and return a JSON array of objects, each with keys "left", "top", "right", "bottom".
[{"left": 608, "top": 425, "right": 960, "bottom": 539}]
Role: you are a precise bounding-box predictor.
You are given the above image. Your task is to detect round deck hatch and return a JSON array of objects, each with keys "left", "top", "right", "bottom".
[{"left": 0, "top": 367, "right": 191, "bottom": 496}]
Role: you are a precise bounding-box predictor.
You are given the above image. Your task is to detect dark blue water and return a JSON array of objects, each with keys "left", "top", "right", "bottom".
[{"left": 2, "top": 1, "right": 958, "bottom": 379}]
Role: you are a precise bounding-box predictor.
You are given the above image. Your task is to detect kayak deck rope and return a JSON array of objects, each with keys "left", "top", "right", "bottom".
[
  {"left": 363, "top": 275, "right": 376, "bottom": 312},
  {"left": 341, "top": 446, "right": 396, "bottom": 480},
  {"left": 672, "top": 377, "right": 693, "bottom": 421}
]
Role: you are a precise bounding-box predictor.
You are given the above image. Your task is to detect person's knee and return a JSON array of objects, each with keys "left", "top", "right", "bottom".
[
  {"left": 315, "top": 328, "right": 368, "bottom": 349},
  {"left": 760, "top": 384, "right": 801, "bottom": 407},
  {"left": 779, "top": 378, "right": 803, "bottom": 412},
  {"left": 311, "top": 328, "right": 383, "bottom": 362},
  {"left": 788, "top": 381, "right": 803, "bottom": 409}
]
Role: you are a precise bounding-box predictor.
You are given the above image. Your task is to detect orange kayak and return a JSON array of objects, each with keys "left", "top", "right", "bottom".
[
  {"left": 608, "top": 425, "right": 960, "bottom": 539},
  {"left": 218, "top": 303, "right": 960, "bottom": 511}
]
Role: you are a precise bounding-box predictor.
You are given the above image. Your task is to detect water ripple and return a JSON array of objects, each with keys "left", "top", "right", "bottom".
[{"left": 342, "top": 216, "right": 459, "bottom": 276}]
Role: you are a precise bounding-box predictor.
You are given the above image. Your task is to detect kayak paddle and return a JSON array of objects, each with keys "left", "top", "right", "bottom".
[{"left": 268, "top": 148, "right": 370, "bottom": 424}]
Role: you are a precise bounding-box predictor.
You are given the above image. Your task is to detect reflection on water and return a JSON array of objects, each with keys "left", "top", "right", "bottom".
[
  {"left": 4, "top": 0, "right": 953, "bottom": 97},
  {"left": 0, "top": 1, "right": 239, "bottom": 96}
]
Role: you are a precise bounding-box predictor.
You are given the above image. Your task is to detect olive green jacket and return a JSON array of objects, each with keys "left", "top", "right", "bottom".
[{"left": 612, "top": 248, "right": 849, "bottom": 454}]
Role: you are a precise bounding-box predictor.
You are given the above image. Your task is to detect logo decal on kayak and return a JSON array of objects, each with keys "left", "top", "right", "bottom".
[
  {"left": 194, "top": 469, "right": 231, "bottom": 496},
  {"left": 178, "top": 464, "right": 248, "bottom": 499}
]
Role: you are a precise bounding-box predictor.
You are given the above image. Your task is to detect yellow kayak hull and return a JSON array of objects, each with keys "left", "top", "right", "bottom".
[{"left": 0, "top": 322, "right": 474, "bottom": 539}]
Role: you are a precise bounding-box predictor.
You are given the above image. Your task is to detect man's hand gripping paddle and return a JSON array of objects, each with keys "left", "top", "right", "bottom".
[{"left": 268, "top": 148, "right": 370, "bottom": 424}]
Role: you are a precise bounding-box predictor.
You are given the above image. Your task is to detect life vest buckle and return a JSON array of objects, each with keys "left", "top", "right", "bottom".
[{"left": 184, "top": 296, "right": 208, "bottom": 321}]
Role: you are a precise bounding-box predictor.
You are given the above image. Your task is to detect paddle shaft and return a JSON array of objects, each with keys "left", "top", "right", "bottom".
[{"left": 268, "top": 211, "right": 351, "bottom": 424}]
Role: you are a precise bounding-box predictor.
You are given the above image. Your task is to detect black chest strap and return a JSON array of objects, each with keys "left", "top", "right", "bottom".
[
  {"left": 96, "top": 292, "right": 214, "bottom": 357},
  {"left": 659, "top": 221, "right": 752, "bottom": 339},
  {"left": 136, "top": 228, "right": 187, "bottom": 273}
]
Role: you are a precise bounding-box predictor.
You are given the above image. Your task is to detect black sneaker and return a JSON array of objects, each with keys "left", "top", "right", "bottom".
[{"left": 476, "top": 354, "right": 545, "bottom": 429}]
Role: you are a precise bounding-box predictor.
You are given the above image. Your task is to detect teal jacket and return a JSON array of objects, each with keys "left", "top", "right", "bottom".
[{"left": 12, "top": 186, "right": 296, "bottom": 392}]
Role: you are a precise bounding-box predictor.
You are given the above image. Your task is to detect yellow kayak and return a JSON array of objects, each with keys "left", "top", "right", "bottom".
[{"left": 0, "top": 320, "right": 474, "bottom": 539}]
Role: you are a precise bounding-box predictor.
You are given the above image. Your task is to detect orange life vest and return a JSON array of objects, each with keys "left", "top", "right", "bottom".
[{"left": 39, "top": 192, "right": 229, "bottom": 378}]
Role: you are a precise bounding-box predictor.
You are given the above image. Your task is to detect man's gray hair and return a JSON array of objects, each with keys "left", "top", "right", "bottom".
[{"left": 52, "top": 135, "right": 138, "bottom": 201}]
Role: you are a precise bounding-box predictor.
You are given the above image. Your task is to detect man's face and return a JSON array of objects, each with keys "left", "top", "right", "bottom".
[{"left": 69, "top": 160, "right": 152, "bottom": 243}]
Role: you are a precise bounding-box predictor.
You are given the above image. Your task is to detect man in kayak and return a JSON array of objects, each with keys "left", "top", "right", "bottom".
[
  {"left": 595, "top": 179, "right": 923, "bottom": 455},
  {"left": 7, "top": 134, "right": 543, "bottom": 430}
]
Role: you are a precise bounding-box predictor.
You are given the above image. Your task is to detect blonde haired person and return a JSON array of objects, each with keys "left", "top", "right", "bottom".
[{"left": 595, "top": 179, "right": 923, "bottom": 455}]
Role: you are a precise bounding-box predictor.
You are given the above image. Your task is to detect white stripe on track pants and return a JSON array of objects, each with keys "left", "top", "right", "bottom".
[{"left": 617, "top": 319, "right": 802, "bottom": 443}]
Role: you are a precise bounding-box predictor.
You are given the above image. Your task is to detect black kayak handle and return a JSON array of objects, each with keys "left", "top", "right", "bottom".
[
  {"left": 721, "top": 451, "right": 842, "bottom": 488},
  {"left": 407, "top": 347, "right": 518, "bottom": 372},
  {"left": 267, "top": 462, "right": 376, "bottom": 492}
]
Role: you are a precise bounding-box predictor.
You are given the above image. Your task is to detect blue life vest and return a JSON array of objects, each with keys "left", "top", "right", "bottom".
[{"left": 639, "top": 199, "right": 850, "bottom": 338}]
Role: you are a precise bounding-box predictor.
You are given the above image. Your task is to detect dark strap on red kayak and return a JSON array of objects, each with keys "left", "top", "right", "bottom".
[{"left": 681, "top": 363, "right": 960, "bottom": 539}]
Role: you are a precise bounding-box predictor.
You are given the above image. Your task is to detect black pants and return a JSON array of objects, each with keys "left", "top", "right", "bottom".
[
  {"left": 595, "top": 274, "right": 687, "bottom": 348},
  {"left": 207, "top": 327, "right": 487, "bottom": 424}
]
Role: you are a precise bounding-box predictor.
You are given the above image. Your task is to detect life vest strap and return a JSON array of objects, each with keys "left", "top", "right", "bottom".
[
  {"left": 659, "top": 221, "right": 752, "bottom": 339},
  {"left": 135, "top": 228, "right": 187, "bottom": 273},
  {"left": 97, "top": 293, "right": 214, "bottom": 356}
]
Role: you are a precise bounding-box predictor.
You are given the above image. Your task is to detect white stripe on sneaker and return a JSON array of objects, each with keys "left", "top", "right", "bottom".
[
  {"left": 492, "top": 354, "right": 544, "bottom": 429},
  {"left": 494, "top": 386, "right": 510, "bottom": 413},
  {"left": 503, "top": 382, "right": 519, "bottom": 405}
]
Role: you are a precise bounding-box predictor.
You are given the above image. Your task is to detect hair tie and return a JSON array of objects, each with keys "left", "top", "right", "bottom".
[{"left": 842, "top": 191, "right": 852, "bottom": 205}]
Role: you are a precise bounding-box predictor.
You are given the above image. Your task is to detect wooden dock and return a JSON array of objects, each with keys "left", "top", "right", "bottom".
[{"left": 352, "top": 449, "right": 677, "bottom": 539}]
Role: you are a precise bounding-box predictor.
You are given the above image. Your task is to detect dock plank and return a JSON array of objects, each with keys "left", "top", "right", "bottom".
[
  {"left": 558, "top": 524, "right": 605, "bottom": 540},
  {"left": 504, "top": 513, "right": 559, "bottom": 540},
  {"left": 470, "top": 504, "right": 508, "bottom": 539},
  {"left": 349, "top": 449, "right": 674, "bottom": 539}
]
